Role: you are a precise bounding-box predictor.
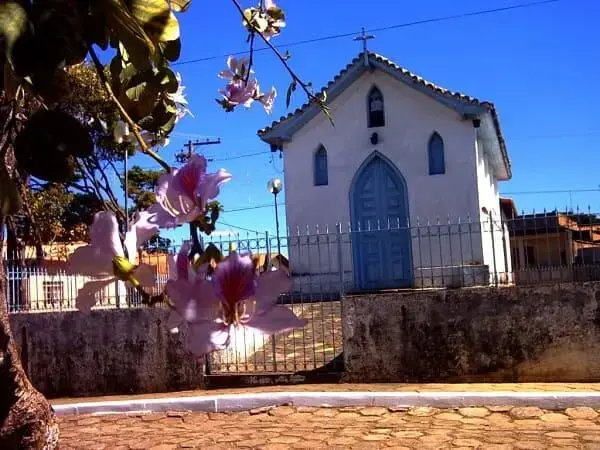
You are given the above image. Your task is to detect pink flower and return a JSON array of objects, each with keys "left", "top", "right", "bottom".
[
  {"left": 219, "top": 78, "right": 258, "bottom": 110},
  {"left": 174, "top": 252, "right": 306, "bottom": 357},
  {"left": 218, "top": 56, "right": 252, "bottom": 81},
  {"left": 257, "top": 86, "right": 277, "bottom": 114},
  {"left": 164, "top": 241, "right": 208, "bottom": 332},
  {"left": 66, "top": 211, "right": 156, "bottom": 314},
  {"left": 150, "top": 155, "right": 231, "bottom": 228}
]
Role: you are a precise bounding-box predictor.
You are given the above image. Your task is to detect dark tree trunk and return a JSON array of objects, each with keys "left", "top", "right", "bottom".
[{"left": 0, "top": 216, "right": 59, "bottom": 449}]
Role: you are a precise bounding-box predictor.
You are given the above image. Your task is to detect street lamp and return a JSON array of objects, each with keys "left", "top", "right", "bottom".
[{"left": 267, "top": 177, "right": 283, "bottom": 260}]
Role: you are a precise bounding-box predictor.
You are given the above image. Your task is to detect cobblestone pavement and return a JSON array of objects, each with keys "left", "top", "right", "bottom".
[{"left": 59, "top": 404, "right": 600, "bottom": 449}]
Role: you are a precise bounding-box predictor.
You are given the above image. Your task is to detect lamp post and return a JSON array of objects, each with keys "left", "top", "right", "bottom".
[{"left": 267, "top": 177, "right": 283, "bottom": 260}]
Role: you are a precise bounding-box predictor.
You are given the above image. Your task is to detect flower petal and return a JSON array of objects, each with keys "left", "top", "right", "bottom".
[
  {"left": 67, "top": 245, "right": 113, "bottom": 276},
  {"left": 247, "top": 306, "right": 307, "bottom": 336},
  {"left": 133, "top": 263, "right": 156, "bottom": 288},
  {"left": 76, "top": 278, "right": 114, "bottom": 314},
  {"left": 212, "top": 252, "right": 256, "bottom": 305},
  {"left": 168, "top": 241, "right": 191, "bottom": 281},
  {"left": 172, "top": 154, "right": 207, "bottom": 198},
  {"left": 155, "top": 171, "right": 175, "bottom": 201},
  {"left": 196, "top": 169, "right": 232, "bottom": 204},
  {"left": 166, "top": 279, "right": 193, "bottom": 312},
  {"left": 191, "top": 278, "right": 221, "bottom": 321},
  {"left": 145, "top": 202, "right": 179, "bottom": 229},
  {"left": 123, "top": 211, "right": 159, "bottom": 261},
  {"left": 255, "top": 269, "right": 292, "bottom": 313},
  {"left": 187, "top": 321, "right": 229, "bottom": 356},
  {"left": 90, "top": 211, "right": 124, "bottom": 257}
]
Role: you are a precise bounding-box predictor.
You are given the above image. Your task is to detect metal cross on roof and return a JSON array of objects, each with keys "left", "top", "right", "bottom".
[{"left": 354, "top": 27, "right": 375, "bottom": 66}]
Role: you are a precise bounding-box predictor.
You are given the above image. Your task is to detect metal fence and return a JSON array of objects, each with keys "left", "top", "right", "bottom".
[{"left": 4, "top": 208, "right": 600, "bottom": 375}]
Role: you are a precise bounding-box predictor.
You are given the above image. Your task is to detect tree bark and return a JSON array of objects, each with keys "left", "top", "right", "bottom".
[{"left": 0, "top": 216, "right": 59, "bottom": 449}]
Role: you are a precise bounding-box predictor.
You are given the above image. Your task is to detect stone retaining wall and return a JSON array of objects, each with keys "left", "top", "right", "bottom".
[
  {"left": 343, "top": 282, "right": 600, "bottom": 382},
  {"left": 9, "top": 308, "right": 204, "bottom": 398}
]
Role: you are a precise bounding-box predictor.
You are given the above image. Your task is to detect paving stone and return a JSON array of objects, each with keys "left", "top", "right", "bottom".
[
  {"left": 268, "top": 406, "right": 296, "bottom": 417},
  {"left": 327, "top": 436, "right": 359, "bottom": 445},
  {"left": 565, "top": 407, "right": 599, "bottom": 420},
  {"left": 453, "top": 438, "right": 486, "bottom": 447},
  {"left": 488, "top": 405, "right": 515, "bottom": 412},
  {"left": 391, "top": 430, "right": 424, "bottom": 438},
  {"left": 313, "top": 408, "right": 339, "bottom": 417},
  {"left": 458, "top": 407, "right": 490, "bottom": 417},
  {"left": 541, "top": 412, "right": 571, "bottom": 423},
  {"left": 250, "top": 405, "right": 275, "bottom": 415},
  {"left": 295, "top": 406, "right": 317, "bottom": 413},
  {"left": 362, "top": 433, "right": 390, "bottom": 441},
  {"left": 407, "top": 406, "right": 438, "bottom": 417},
  {"left": 546, "top": 431, "right": 580, "bottom": 438},
  {"left": 513, "top": 441, "right": 548, "bottom": 449},
  {"left": 510, "top": 406, "right": 545, "bottom": 419},
  {"left": 359, "top": 406, "right": 388, "bottom": 416},
  {"left": 434, "top": 411, "right": 463, "bottom": 421}
]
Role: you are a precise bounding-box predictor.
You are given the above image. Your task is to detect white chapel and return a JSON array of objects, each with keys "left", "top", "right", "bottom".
[{"left": 258, "top": 51, "right": 512, "bottom": 291}]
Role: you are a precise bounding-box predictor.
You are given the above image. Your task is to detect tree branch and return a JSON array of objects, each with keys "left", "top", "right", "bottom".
[
  {"left": 87, "top": 45, "right": 171, "bottom": 173},
  {"left": 231, "top": 0, "right": 318, "bottom": 103}
]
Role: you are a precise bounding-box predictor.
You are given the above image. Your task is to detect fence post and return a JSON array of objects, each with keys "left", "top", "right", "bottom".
[
  {"left": 336, "top": 222, "right": 344, "bottom": 298},
  {"left": 500, "top": 211, "right": 509, "bottom": 284},
  {"left": 265, "top": 230, "right": 277, "bottom": 371},
  {"left": 489, "top": 211, "right": 498, "bottom": 287}
]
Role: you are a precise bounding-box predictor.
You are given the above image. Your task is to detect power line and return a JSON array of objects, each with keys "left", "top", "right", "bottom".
[
  {"left": 502, "top": 188, "right": 600, "bottom": 195},
  {"left": 173, "top": 0, "right": 561, "bottom": 66},
  {"left": 223, "top": 202, "right": 285, "bottom": 213},
  {"left": 218, "top": 221, "right": 261, "bottom": 233}
]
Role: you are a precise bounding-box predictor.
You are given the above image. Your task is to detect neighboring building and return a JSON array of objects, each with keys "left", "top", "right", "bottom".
[
  {"left": 258, "top": 51, "right": 512, "bottom": 291},
  {"left": 506, "top": 209, "right": 600, "bottom": 284},
  {"left": 3, "top": 243, "right": 168, "bottom": 312}
]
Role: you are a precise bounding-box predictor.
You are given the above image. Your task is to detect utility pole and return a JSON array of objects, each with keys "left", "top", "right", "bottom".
[{"left": 178, "top": 138, "right": 221, "bottom": 163}]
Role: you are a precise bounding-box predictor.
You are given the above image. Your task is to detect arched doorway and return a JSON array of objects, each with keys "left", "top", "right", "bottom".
[{"left": 350, "top": 152, "right": 412, "bottom": 290}]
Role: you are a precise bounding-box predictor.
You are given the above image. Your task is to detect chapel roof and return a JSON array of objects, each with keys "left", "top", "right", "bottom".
[{"left": 257, "top": 51, "right": 510, "bottom": 178}]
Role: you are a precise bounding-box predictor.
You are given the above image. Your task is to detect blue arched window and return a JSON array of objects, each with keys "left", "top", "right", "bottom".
[
  {"left": 428, "top": 132, "right": 445, "bottom": 175},
  {"left": 367, "top": 87, "right": 385, "bottom": 128},
  {"left": 314, "top": 145, "right": 328, "bottom": 186}
]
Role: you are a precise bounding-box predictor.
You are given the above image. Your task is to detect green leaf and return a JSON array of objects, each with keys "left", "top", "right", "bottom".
[
  {"left": 285, "top": 80, "right": 296, "bottom": 108},
  {"left": 128, "top": 0, "right": 180, "bottom": 42},
  {"left": 160, "top": 38, "right": 181, "bottom": 62},
  {"left": 101, "top": 0, "right": 155, "bottom": 69},
  {"left": 0, "top": 2, "right": 29, "bottom": 54},
  {"left": 0, "top": 1, "right": 34, "bottom": 74},
  {"left": 0, "top": 168, "right": 21, "bottom": 216},
  {"left": 158, "top": 67, "right": 178, "bottom": 93},
  {"left": 168, "top": 0, "right": 192, "bottom": 12}
]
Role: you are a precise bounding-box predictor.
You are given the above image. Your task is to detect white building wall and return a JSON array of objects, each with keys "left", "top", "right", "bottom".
[
  {"left": 282, "top": 69, "right": 488, "bottom": 288},
  {"left": 475, "top": 137, "right": 512, "bottom": 283}
]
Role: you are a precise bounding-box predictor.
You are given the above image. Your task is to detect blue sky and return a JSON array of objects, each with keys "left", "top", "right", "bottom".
[{"left": 123, "top": 0, "right": 600, "bottom": 243}]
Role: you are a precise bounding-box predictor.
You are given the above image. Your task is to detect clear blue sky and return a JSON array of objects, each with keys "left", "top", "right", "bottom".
[{"left": 123, "top": 0, "right": 600, "bottom": 244}]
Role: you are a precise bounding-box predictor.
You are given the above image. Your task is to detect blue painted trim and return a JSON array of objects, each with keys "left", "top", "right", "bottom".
[
  {"left": 349, "top": 151, "right": 413, "bottom": 290},
  {"left": 259, "top": 54, "right": 488, "bottom": 144},
  {"left": 428, "top": 132, "right": 445, "bottom": 175}
]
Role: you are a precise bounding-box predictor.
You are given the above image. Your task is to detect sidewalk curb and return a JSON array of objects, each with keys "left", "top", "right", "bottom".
[{"left": 51, "top": 391, "right": 600, "bottom": 416}]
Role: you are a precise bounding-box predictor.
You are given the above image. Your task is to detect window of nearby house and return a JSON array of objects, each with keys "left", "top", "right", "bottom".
[
  {"left": 43, "top": 280, "right": 64, "bottom": 308},
  {"left": 367, "top": 87, "right": 385, "bottom": 128},
  {"left": 525, "top": 246, "right": 536, "bottom": 266},
  {"left": 314, "top": 145, "right": 328, "bottom": 186},
  {"left": 428, "top": 132, "right": 445, "bottom": 175},
  {"left": 511, "top": 247, "right": 521, "bottom": 269}
]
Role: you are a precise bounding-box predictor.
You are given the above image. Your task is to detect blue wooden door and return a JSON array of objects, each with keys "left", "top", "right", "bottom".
[{"left": 351, "top": 155, "right": 411, "bottom": 290}]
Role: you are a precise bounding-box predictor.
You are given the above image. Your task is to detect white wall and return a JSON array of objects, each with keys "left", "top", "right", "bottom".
[
  {"left": 282, "top": 69, "right": 486, "bottom": 286},
  {"left": 475, "top": 137, "right": 511, "bottom": 282}
]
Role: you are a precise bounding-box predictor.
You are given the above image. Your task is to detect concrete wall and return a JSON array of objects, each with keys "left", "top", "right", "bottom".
[
  {"left": 9, "top": 308, "right": 204, "bottom": 398},
  {"left": 343, "top": 282, "right": 600, "bottom": 383}
]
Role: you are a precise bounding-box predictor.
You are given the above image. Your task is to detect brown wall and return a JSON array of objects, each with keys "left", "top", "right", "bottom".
[
  {"left": 343, "top": 282, "right": 600, "bottom": 383},
  {"left": 9, "top": 308, "right": 204, "bottom": 398}
]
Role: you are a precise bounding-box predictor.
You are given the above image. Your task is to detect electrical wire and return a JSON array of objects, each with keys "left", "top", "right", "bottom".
[{"left": 173, "top": 0, "right": 562, "bottom": 66}]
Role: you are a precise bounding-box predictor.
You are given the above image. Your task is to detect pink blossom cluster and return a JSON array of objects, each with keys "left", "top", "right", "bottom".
[{"left": 65, "top": 155, "right": 306, "bottom": 357}]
